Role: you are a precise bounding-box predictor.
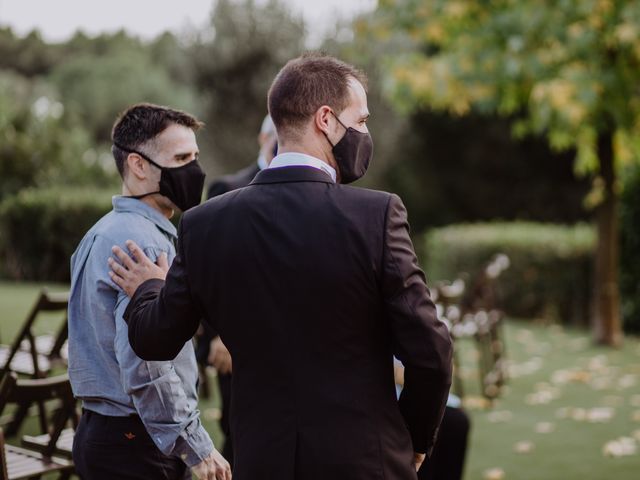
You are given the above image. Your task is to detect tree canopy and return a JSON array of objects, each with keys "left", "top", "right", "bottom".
[
  {"left": 374, "top": 0, "right": 640, "bottom": 345},
  {"left": 376, "top": 0, "right": 640, "bottom": 175}
]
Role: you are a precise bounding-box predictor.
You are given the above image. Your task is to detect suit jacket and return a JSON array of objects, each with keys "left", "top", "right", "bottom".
[
  {"left": 202, "top": 162, "right": 261, "bottom": 341},
  {"left": 125, "top": 166, "right": 453, "bottom": 480}
]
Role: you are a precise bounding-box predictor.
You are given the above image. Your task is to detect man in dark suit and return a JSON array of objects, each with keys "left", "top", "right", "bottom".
[
  {"left": 109, "top": 53, "right": 453, "bottom": 480},
  {"left": 199, "top": 115, "right": 278, "bottom": 463}
]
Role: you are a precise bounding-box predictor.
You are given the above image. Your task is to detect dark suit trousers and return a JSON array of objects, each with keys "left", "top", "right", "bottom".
[
  {"left": 418, "top": 407, "right": 471, "bottom": 480},
  {"left": 218, "top": 372, "right": 234, "bottom": 463},
  {"left": 73, "top": 410, "right": 190, "bottom": 480}
]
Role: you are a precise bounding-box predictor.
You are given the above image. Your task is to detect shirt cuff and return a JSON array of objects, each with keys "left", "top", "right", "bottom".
[{"left": 172, "top": 422, "right": 215, "bottom": 468}]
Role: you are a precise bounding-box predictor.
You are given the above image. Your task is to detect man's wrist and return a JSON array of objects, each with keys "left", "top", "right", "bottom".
[{"left": 173, "top": 426, "right": 215, "bottom": 467}]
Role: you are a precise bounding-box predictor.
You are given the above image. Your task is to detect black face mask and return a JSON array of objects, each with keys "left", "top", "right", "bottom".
[
  {"left": 113, "top": 143, "right": 205, "bottom": 212},
  {"left": 324, "top": 112, "right": 373, "bottom": 184}
]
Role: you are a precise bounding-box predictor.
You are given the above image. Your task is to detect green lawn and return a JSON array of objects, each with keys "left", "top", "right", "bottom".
[
  {"left": 458, "top": 320, "right": 640, "bottom": 479},
  {"left": 1, "top": 280, "right": 638, "bottom": 479}
]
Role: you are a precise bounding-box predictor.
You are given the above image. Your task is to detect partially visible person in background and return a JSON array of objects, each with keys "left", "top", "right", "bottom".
[
  {"left": 394, "top": 359, "right": 471, "bottom": 480},
  {"left": 197, "top": 114, "right": 277, "bottom": 463},
  {"left": 68, "top": 103, "right": 230, "bottom": 480},
  {"left": 206, "top": 115, "right": 277, "bottom": 198}
]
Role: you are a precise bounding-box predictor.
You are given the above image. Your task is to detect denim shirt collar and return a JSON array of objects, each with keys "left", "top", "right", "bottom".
[{"left": 112, "top": 196, "right": 177, "bottom": 240}]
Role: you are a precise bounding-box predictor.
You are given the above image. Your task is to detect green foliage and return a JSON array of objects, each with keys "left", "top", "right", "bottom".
[
  {"left": 50, "top": 49, "right": 199, "bottom": 145},
  {"left": 0, "top": 70, "right": 115, "bottom": 200},
  {"left": 620, "top": 166, "right": 640, "bottom": 333},
  {"left": 322, "top": 11, "right": 591, "bottom": 228},
  {"left": 191, "top": 0, "right": 305, "bottom": 172},
  {"left": 0, "top": 187, "right": 113, "bottom": 281},
  {"left": 423, "top": 222, "right": 596, "bottom": 324},
  {"left": 375, "top": 0, "right": 640, "bottom": 173},
  {"left": 0, "top": 28, "right": 58, "bottom": 77},
  {"left": 383, "top": 111, "right": 590, "bottom": 232}
]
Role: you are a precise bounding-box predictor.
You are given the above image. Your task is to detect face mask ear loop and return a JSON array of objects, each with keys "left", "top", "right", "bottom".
[
  {"left": 113, "top": 142, "right": 164, "bottom": 170},
  {"left": 127, "top": 191, "right": 161, "bottom": 200},
  {"left": 323, "top": 130, "right": 335, "bottom": 149},
  {"left": 324, "top": 110, "right": 348, "bottom": 149},
  {"left": 329, "top": 110, "right": 349, "bottom": 131},
  {"left": 114, "top": 143, "right": 163, "bottom": 200}
]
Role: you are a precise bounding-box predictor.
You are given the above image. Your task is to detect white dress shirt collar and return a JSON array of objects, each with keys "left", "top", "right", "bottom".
[{"left": 268, "top": 152, "right": 337, "bottom": 183}]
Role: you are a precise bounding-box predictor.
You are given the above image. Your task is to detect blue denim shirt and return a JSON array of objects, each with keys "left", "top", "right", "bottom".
[{"left": 68, "top": 196, "right": 213, "bottom": 467}]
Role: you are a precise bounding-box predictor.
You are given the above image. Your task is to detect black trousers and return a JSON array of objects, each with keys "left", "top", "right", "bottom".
[
  {"left": 418, "top": 407, "right": 471, "bottom": 480},
  {"left": 73, "top": 409, "right": 190, "bottom": 480},
  {"left": 218, "top": 372, "right": 234, "bottom": 463},
  {"left": 195, "top": 330, "right": 234, "bottom": 464}
]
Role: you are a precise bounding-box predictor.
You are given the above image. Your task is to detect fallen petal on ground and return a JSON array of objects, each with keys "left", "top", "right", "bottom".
[
  {"left": 513, "top": 441, "right": 535, "bottom": 454},
  {"left": 535, "top": 422, "right": 555, "bottom": 433},
  {"left": 483, "top": 467, "right": 506, "bottom": 480}
]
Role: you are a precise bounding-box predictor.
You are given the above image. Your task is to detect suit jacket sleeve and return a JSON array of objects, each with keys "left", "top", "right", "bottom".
[
  {"left": 381, "top": 193, "right": 453, "bottom": 455},
  {"left": 124, "top": 216, "right": 202, "bottom": 361}
]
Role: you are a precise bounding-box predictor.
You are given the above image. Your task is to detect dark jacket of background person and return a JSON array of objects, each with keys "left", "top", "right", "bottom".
[
  {"left": 206, "top": 163, "right": 260, "bottom": 199},
  {"left": 124, "top": 165, "right": 453, "bottom": 480}
]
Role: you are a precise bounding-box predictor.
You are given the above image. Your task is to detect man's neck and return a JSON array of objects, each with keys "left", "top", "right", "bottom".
[
  {"left": 278, "top": 141, "right": 337, "bottom": 172},
  {"left": 121, "top": 184, "right": 173, "bottom": 219}
]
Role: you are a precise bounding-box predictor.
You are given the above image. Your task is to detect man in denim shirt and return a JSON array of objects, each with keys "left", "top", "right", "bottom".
[{"left": 69, "top": 104, "right": 230, "bottom": 480}]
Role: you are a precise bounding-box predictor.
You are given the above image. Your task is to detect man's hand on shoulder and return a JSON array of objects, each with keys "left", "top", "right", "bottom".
[
  {"left": 192, "top": 448, "right": 231, "bottom": 480},
  {"left": 108, "top": 240, "right": 169, "bottom": 297}
]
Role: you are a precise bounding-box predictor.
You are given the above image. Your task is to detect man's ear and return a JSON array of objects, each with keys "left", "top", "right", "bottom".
[
  {"left": 127, "top": 153, "right": 147, "bottom": 180},
  {"left": 314, "top": 106, "right": 333, "bottom": 135}
]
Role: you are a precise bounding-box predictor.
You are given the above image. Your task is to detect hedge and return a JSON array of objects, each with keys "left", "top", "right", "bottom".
[
  {"left": 0, "top": 187, "right": 113, "bottom": 281},
  {"left": 621, "top": 167, "right": 640, "bottom": 334},
  {"left": 422, "top": 222, "right": 596, "bottom": 326}
]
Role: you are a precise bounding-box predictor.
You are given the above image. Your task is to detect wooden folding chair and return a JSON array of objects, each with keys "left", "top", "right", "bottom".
[
  {"left": 461, "top": 254, "right": 509, "bottom": 400},
  {"left": 0, "top": 374, "right": 73, "bottom": 480},
  {"left": 2, "top": 375, "right": 78, "bottom": 460},
  {"left": 434, "top": 279, "right": 467, "bottom": 399},
  {"left": 0, "top": 289, "right": 69, "bottom": 380}
]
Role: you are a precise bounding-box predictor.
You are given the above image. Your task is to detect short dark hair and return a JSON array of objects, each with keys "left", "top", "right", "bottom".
[
  {"left": 111, "top": 103, "right": 203, "bottom": 178},
  {"left": 267, "top": 53, "right": 367, "bottom": 141}
]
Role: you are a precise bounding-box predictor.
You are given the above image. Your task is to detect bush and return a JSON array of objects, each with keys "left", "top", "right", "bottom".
[
  {"left": 621, "top": 167, "right": 640, "bottom": 334},
  {"left": 0, "top": 187, "right": 113, "bottom": 281},
  {"left": 422, "top": 222, "right": 596, "bottom": 325}
]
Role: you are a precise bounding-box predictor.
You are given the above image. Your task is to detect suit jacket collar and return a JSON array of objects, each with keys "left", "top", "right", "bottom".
[{"left": 249, "top": 166, "right": 335, "bottom": 185}]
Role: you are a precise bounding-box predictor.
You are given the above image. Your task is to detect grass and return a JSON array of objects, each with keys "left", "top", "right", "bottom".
[
  {"left": 458, "top": 319, "right": 640, "bottom": 479},
  {"left": 1, "top": 280, "right": 639, "bottom": 479}
]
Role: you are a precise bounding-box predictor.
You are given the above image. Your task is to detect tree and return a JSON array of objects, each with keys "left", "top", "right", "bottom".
[
  {"left": 374, "top": 0, "right": 640, "bottom": 346},
  {"left": 190, "top": 0, "right": 305, "bottom": 174},
  {"left": 50, "top": 48, "right": 199, "bottom": 145},
  {"left": 0, "top": 71, "right": 111, "bottom": 200},
  {"left": 0, "top": 27, "right": 60, "bottom": 77}
]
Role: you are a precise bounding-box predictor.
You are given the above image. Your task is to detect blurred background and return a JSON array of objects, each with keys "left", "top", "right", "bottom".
[{"left": 0, "top": 1, "right": 639, "bottom": 479}]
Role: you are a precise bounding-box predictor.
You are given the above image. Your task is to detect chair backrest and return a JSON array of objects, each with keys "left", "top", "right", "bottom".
[
  {"left": 0, "top": 374, "right": 17, "bottom": 415},
  {"left": 0, "top": 289, "right": 69, "bottom": 379},
  {"left": 461, "top": 254, "right": 510, "bottom": 313},
  {"left": 35, "top": 290, "right": 69, "bottom": 313},
  {"left": 0, "top": 375, "right": 77, "bottom": 457},
  {"left": 0, "top": 428, "right": 9, "bottom": 480}
]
